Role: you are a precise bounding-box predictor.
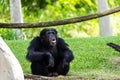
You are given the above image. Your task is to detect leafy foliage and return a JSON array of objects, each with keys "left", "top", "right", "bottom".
[
  {"left": 0, "top": 0, "right": 10, "bottom": 22},
  {"left": 0, "top": 0, "right": 120, "bottom": 39},
  {"left": 22, "top": 0, "right": 98, "bottom": 39},
  {"left": 0, "top": 29, "right": 14, "bottom": 40}
]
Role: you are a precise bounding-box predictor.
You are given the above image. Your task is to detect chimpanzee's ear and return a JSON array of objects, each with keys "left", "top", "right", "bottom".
[
  {"left": 53, "top": 29, "right": 57, "bottom": 35},
  {"left": 40, "top": 29, "right": 47, "bottom": 37}
]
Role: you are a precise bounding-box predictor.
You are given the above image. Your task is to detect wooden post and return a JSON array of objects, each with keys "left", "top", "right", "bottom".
[
  {"left": 0, "top": 37, "right": 24, "bottom": 80},
  {"left": 97, "top": 0, "right": 112, "bottom": 36},
  {"left": 9, "top": 0, "right": 23, "bottom": 39}
]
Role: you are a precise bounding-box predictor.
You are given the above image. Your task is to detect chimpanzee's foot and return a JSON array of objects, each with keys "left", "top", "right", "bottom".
[{"left": 48, "top": 72, "right": 58, "bottom": 77}]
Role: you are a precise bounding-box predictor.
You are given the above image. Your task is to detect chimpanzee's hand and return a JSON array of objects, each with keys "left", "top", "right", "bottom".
[
  {"left": 45, "top": 52, "right": 54, "bottom": 67},
  {"left": 62, "top": 58, "right": 69, "bottom": 68}
]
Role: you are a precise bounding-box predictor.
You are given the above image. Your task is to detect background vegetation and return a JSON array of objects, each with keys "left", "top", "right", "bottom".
[
  {"left": 6, "top": 36, "right": 120, "bottom": 79},
  {"left": 0, "top": 0, "right": 120, "bottom": 40}
]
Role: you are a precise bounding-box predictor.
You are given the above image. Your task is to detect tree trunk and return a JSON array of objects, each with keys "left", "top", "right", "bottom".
[
  {"left": 9, "top": 0, "right": 24, "bottom": 39},
  {"left": 97, "top": 0, "right": 112, "bottom": 36},
  {"left": 0, "top": 37, "right": 24, "bottom": 80}
]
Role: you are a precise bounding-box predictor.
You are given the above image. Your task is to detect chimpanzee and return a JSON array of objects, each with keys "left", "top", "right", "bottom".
[{"left": 26, "top": 28, "right": 74, "bottom": 76}]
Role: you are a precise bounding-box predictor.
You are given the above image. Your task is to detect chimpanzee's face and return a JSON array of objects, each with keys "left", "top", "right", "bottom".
[{"left": 40, "top": 28, "right": 57, "bottom": 47}]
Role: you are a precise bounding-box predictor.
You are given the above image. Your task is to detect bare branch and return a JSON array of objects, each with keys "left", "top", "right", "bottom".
[
  {"left": 0, "top": 6, "right": 120, "bottom": 28},
  {"left": 24, "top": 73, "right": 87, "bottom": 80}
]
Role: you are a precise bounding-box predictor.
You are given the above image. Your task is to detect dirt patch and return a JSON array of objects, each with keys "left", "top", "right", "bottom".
[{"left": 109, "top": 57, "right": 120, "bottom": 66}]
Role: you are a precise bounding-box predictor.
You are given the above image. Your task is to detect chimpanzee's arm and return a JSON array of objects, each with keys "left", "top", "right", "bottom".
[
  {"left": 57, "top": 38, "right": 74, "bottom": 65},
  {"left": 26, "top": 49, "right": 54, "bottom": 67},
  {"left": 26, "top": 37, "right": 54, "bottom": 67},
  {"left": 26, "top": 49, "right": 47, "bottom": 62},
  {"left": 63, "top": 50, "right": 74, "bottom": 63}
]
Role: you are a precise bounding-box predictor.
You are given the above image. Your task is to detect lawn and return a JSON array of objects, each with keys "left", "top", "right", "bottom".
[{"left": 5, "top": 36, "right": 120, "bottom": 79}]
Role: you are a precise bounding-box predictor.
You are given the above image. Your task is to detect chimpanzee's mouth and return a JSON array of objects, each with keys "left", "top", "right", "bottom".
[
  {"left": 50, "top": 39, "right": 56, "bottom": 46},
  {"left": 51, "top": 39, "right": 56, "bottom": 43}
]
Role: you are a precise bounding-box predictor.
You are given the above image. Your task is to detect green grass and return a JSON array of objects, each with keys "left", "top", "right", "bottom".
[{"left": 5, "top": 36, "right": 120, "bottom": 79}]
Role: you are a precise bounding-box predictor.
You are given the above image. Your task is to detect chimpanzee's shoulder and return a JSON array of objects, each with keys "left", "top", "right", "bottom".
[
  {"left": 57, "top": 38, "right": 68, "bottom": 47},
  {"left": 30, "top": 36, "right": 40, "bottom": 43}
]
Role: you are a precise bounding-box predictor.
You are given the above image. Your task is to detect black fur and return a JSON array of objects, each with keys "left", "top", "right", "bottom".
[
  {"left": 107, "top": 42, "right": 120, "bottom": 52},
  {"left": 26, "top": 28, "right": 74, "bottom": 76}
]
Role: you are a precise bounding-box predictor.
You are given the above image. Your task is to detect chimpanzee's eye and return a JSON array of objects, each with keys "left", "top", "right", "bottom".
[
  {"left": 47, "top": 32, "right": 50, "bottom": 34},
  {"left": 52, "top": 32, "right": 55, "bottom": 34}
]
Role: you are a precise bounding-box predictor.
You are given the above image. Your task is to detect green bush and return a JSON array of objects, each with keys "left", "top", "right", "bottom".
[
  {"left": 22, "top": 0, "right": 98, "bottom": 39},
  {"left": 0, "top": 29, "right": 14, "bottom": 40},
  {"left": 1, "top": 0, "right": 120, "bottom": 39}
]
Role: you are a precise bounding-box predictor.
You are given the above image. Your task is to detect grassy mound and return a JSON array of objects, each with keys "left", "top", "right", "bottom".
[{"left": 5, "top": 36, "right": 120, "bottom": 79}]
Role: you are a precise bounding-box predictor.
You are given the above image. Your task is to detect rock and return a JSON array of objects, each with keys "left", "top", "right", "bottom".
[{"left": 0, "top": 37, "right": 24, "bottom": 80}]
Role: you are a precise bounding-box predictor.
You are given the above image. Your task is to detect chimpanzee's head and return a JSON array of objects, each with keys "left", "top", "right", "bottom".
[{"left": 40, "top": 28, "right": 57, "bottom": 47}]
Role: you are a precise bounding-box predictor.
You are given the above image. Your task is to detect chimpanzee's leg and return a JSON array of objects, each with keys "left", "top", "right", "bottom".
[
  {"left": 31, "top": 62, "right": 49, "bottom": 76},
  {"left": 56, "top": 62, "right": 70, "bottom": 75}
]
